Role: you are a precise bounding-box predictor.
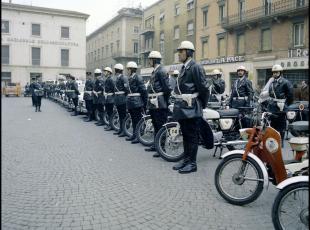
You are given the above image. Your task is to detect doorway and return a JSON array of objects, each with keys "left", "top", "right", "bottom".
[{"left": 30, "top": 73, "right": 42, "bottom": 82}]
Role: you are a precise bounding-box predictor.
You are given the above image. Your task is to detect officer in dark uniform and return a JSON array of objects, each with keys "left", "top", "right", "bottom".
[
  {"left": 113, "top": 63, "right": 129, "bottom": 137},
  {"left": 57, "top": 76, "right": 66, "bottom": 100},
  {"left": 267, "top": 64, "right": 293, "bottom": 146},
  {"left": 29, "top": 77, "right": 36, "bottom": 106},
  {"left": 32, "top": 79, "right": 44, "bottom": 112},
  {"left": 229, "top": 65, "right": 253, "bottom": 108},
  {"left": 70, "top": 75, "right": 80, "bottom": 116},
  {"left": 125, "top": 61, "right": 148, "bottom": 144},
  {"left": 83, "top": 72, "right": 95, "bottom": 122},
  {"left": 171, "top": 41, "right": 210, "bottom": 174},
  {"left": 103, "top": 67, "right": 115, "bottom": 131},
  {"left": 93, "top": 69, "right": 105, "bottom": 126},
  {"left": 65, "top": 75, "right": 73, "bottom": 111},
  {"left": 145, "top": 51, "right": 171, "bottom": 156},
  {"left": 209, "top": 69, "right": 225, "bottom": 102}
]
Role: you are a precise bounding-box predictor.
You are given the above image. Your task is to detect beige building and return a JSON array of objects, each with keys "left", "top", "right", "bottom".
[
  {"left": 196, "top": 0, "right": 309, "bottom": 92},
  {"left": 86, "top": 8, "right": 142, "bottom": 75},
  {"left": 140, "top": 0, "right": 196, "bottom": 78}
]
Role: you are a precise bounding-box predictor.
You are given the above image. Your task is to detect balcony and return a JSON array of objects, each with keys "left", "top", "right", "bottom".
[
  {"left": 140, "top": 26, "right": 155, "bottom": 36},
  {"left": 222, "top": 0, "right": 309, "bottom": 30},
  {"left": 111, "top": 51, "right": 139, "bottom": 61}
]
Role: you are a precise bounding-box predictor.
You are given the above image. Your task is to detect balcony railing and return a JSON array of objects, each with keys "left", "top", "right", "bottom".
[
  {"left": 140, "top": 26, "right": 155, "bottom": 35},
  {"left": 222, "top": 0, "right": 309, "bottom": 29}
]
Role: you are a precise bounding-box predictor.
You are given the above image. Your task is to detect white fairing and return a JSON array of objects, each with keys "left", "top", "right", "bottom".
[
  {"left": 285, "top": 159, "right": 309, "bottom": 175},
  {"left": 203, "top": 108, "right": 220, "bottom": 120},
  {"left": 276, "top": 176, "right": 309, "bottom": 190},
  {"left": 219, "top": 119, "right": 233, "bottom": 130},
  {"left": 221, "top": 150, "right": 269, "bottom": 188}
]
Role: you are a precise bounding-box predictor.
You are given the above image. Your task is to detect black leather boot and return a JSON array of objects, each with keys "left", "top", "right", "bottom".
[
  {"left": 145, "top": 145, "right": 156, "bottom": 152},
  {"left": 178, "top": 144, "right": 198, "bottom": 174},
  {"left": 35, "top": 106, "right": 38, "bottom": 112},
  {"left": 38, "top": 106, "right": 41, "bottom": 112},
  {"left": 71, "top": 108, "right": 78, "bottom": 116},
  {"left": 172, "top": 157, "right": 188, "bottom": 170},
  {"left": 126, "top": 135, "right": 135, "bottom": 141}
]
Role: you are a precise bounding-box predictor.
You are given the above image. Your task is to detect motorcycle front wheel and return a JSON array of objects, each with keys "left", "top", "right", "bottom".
[
  {"left": 110, "top": 110, "right": 120, "bottom": 131},
  {"left": 272, "top": 182, "right": 309, "bottom": 230},
  {"left": 214, "top": 154, "right": 264, "bottom": 206},
  {"left": 123, "top": 113, "right": 133, "bottom": 137},
  {"left": 154, "top": 123, "right": 184, "bottom": 162},
  {"left": 136, "top": 116, "right": 154, "bottom": 146}
]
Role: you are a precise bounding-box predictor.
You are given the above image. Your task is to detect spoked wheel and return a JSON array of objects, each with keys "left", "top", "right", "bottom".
[
  {"left": 154, "top": 123, "right": 184, "bottom": 162},
  {"left": 272, "top": 182, "right": 309, "bottom": 230},
  {"left": 214, "top": 154, "right": 264, "bottom": 205},
  {"left": 110, "top": 110, "right": 120, "bottom": 131},
  {"left": 136, "top": 116, "right": 154, "bottom": 146},
  {"left": 123, "top": 113, "right": 133, "bottom": 137}
]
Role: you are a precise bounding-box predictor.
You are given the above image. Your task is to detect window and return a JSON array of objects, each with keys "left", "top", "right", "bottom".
[
  {"left": 145, "top": 16, "right": 154, "bottom": 29},
  {"left": 97, "top": 48, "right": 100, "bottom": 59},
  {"left": 106, "top": 45, "right": 109, "bottom": 55},
  {"left": 160, "top": 32, "right": 164, "bottom": 54},
  {"left": 236, "top": 33, "right": 245, "bottom": 54},
  {"left": 239, "top": 0, "right": 245, "bottom": 21},
  {"left": 159, "top": 12, "right": 165, "bottom": 23},
  {"left": 175, "top": 4, "right": 180, "bottom": 16},
  {"left": 219, "top": 5, "right": 225, "bottom": 22},
  {"left": 187, "top": 22, "right": 194, "bottom": 35},
  {"left": 202, "top": 8, "right": 208, "bottom": 27},
  {"left": 32, "top": 23, "right": 40, "bottom": 36},
  {"left": 296, "top": 0, "right": 305, "bottom": 7},
  {"left": 110, "top": 43, "right": 113, "bottom": 55},
  {"left": 94, "top": 51, "right": 96, "bottom": 61},
  {"left": 1, "top": 72, "right": 11, "bottom": 82},
  {"left": 134, "top": 26, "right": 139, "bottom": 33},
  {"left": 117, "top": 40, "right": 120, "bottom": 52},
  {"left": 61, "top": 49, "right": 69, "bottom": 66},
  {"left": 1, "top": 20, "right": 9, "bottom": 33},
  {"left": 174, "top": 27, "right": 180, "bottom": 39},
  {"left": 61, "top": 26, "right": 69, "bottom": 39},
  {"left": 134, "top": 42, "right": 138, "bottom": 54},
  {"left": 264, "top": 0, "right": 272, "bottom": 15},
  {"left": 32, "top": 47, "right": 41, "bottom": 66},
  {"left": 261, "top": 28, "right": 271, "bottom": 51},
  {"left": 201, "top": 38, "right": 209, "bottom": 59},
  {"left": 2, "top": 45, "right": 9, "bottom": 64},
  {"left": 217, "top": 34, "right": 226, "bottom": 56},
  {"left": 293, "top": 23, "right": 304, "bottom": 47},
  {"left": 187, "top": 0, "right": 194, "bottom": 10}
]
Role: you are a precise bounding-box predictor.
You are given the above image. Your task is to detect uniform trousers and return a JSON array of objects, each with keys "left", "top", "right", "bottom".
[
  {"left": 128, "top": 107, "right": 143, "bottom": 137},
  {"left": 105, "top": 103, "right": 114, "bottom": 125},
  {"left": 149, "top": 108, "right": 169, "bottom": 138},
  {"left": 270, "top": 113, "right": 286, "bottom": 146},
  {"left": 85, "top": 100, "right": 94, "bottom": 118},
  {"left": 34, "top": 96, "right": 42, "bottom": 107}
]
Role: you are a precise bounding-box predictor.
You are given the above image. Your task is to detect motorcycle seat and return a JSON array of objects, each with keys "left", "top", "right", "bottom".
[
  {"left": 288, "top": 121, "right": 309, "bottom": 136},
  {"left": 218, "top": 109, "right": 239, "bottom": 117}
]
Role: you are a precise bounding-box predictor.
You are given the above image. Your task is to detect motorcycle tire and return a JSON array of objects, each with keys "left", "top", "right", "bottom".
[
  {"left": 136, "top": 116, "right": 154, "bottom": 147},
  {"left": 154, "top": 123, "right": 184, "bottom": 162},
  {"left": 214, "top": 154, "right": 264, "bottom": 206},
  {"left": 110, "top": 110, "right": 120, "bottom": 131},
  {"left": 123, "top": 113, "right": 133, "bottom": 138},
  {"left": 94, "top": 109, "right": 100, "bottom": 122},
  {"left": 272, "top": 182, "right": 308, "bottom": 230}
]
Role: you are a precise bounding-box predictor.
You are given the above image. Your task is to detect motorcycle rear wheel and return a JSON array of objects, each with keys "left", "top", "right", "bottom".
[
  {"left": 123, "top": 114, "right": 133, "bottom": 137},
  {"left": 136, "top": 116, "right": 154, "bottom": 146}
]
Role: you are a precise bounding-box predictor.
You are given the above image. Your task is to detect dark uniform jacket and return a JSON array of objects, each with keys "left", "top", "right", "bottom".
[
  {"left": 33, "top": 82, "right": 44, "bottom": 97},
  {"left": 69, "top": 81, "right": 80, "bottom": 99},
  {"left": 268, "top": 76, "right": 293, "bottom": 113},
  {"left": 125, "top": 73, "right": 148, "bottom": 109},
  {"left": 114, "top": 74, "right": 129, "bottom": 105},
  {"left": 83, "top": 79, "right": 95, "bottom": 101},
  {"left": 229, "top": 76, "right": 253, "bottom": 108},
  {"left": 209, "top": 78, "right": 225, "bottom": 102},
  {"left": 147, "top": 65, "right": 171, "bottom": 110},
  {"left": 93, "top": 78, "right": 105, "bottom": 104},
  {"left": 104, "top": 75, "right": 115, "bottom": 104},
  {"left": 30, "top": 82, "right": 35, "bottom": 96},
  {"left": 172, "top": 59, "right": 210, "bottom": 121}
]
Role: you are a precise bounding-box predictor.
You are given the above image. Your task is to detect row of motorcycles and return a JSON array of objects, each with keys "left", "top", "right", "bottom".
[{"left": 49, "top": 88, "right": 308, "bottom": 230}]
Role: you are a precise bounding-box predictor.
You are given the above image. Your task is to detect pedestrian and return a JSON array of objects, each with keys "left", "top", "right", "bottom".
[
  {"left": 171, "top": 41, "right": 210, "bottom": 174},
  {"left": 103, "top": 67, "right": 115, "bottom": 131},
  {"left": 125, "top": 61, "right": 148, "bottom": 144},
  {"left": 93, "top": 69, "right": 105, "bottom": 126},
  {"left": 70, "top": 75, "right": 80, "bottom": 116},
  {"left": 33, "top": 79, "right": 44, "bottom": 112},
  {"left": 209, "top": 69, "right": 225, "bottom": 102},
  {"left": 145, "top": 51, "right": 171, "bottom": 156},
  {"left": 113, "top": 63, "right": 129, "bottom": 137},
  {"left": 83, "top": 71, "right": 95, "bottom": 122},
  {"left": 299, "top": 80, "right": 309, "bottom": 101},
  {"left": 267, "top": 64, "right": 293, "bottom": 146}
]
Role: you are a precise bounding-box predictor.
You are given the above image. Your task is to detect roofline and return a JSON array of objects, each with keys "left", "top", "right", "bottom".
[
  {"left": 1, "top": 2, "right": 90, "bottom": 19},
  {"left": 143, "top": 0, "right": 164, "bottom": 12}
]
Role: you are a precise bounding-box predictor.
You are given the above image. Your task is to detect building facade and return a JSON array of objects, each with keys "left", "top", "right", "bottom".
[
  {"left": 196, "top": 0, "right": 309, "bottom": 92},
  {"left": 86, "top": 8, "right": 142, "bottom": 75},
  {"left": 1, "top": 2, "right": 89, "bottom": 87}
]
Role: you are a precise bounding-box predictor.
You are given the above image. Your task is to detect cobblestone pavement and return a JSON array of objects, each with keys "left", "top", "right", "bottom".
[{"left": 2, "top": 97, "right": 294, "bottom": 230}]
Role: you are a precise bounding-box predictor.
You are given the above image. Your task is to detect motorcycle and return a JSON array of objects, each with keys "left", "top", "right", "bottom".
[
  {"left": 286, "top": 101, "right": 309, "bottom": 139},
  {"left": 214, "top": 112, "right": 309, "bottom": 206}
]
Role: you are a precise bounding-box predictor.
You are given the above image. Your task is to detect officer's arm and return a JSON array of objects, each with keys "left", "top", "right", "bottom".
[
  {"left": 122, "top": 76, "right": 129, "bottom": 95},
  {"left": 246, "top": 80, "right": 254, "bottom": 101},
  {"left": 158, "top": 71, "right": 171, "bottom": 96},
  {"left": 137, "top": 76, "right": 148, "bottom": 107},
  {"left": 285, "top": 81, "right": 294, "bottom": 105},
  {"left": 192, "top": 64, "right": 210, "bottom": 108},
  {"left": 219, "top": 79, "right": 225, "bottom": 94}
]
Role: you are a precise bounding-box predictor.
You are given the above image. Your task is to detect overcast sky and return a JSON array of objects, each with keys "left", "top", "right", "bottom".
[{"left": 2, "top": 0, "right": 158, "bottom": 35}]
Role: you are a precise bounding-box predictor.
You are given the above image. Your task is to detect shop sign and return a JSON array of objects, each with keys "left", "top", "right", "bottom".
[
  {"left": 288, "top": 48, "right": 308, "bottom": 58},
  {"left": 5, "top": 37, "right": 79, "bottom": 47},
  {"left": 275, "top": 58, "right": 308, "bottom": 69},
  {"left": 200, "top": 56, "right": 245, "bottom": 65}
]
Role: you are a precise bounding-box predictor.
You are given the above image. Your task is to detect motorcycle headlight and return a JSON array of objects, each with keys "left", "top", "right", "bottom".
[{"left": 286, "top": 111, "right": 296, "bottom": 120}]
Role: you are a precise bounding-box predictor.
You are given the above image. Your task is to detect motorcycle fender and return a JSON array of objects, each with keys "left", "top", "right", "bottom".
[
  {"left": 162, "top": 122, "right": 179, "bottom": 127},
  {"left": 221, "top": 150, "right": 269, "bottom": 188},
  {"left": 276, "top": 176, "right": 309, "bottom": 190}
]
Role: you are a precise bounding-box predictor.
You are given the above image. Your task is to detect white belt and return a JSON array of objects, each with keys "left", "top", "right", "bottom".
[
  {"left": 104, "top": 92, "right": 114, "bottom": 96},
  {"left": 84, "top": 91, "right": 92, "bottom": 94},
  {"left": 34, "top": 89, "right": 43, "bottom": 92},
  {"left": 128, "top": 93, "right": 141, "bottom": 97},
  {"left": 115, "top": 91, "right": 125, "bottom": 95},
  {"left": 233, "top": 96, "right": 248, "bottom": 100},
  {"left": 95, "top": 91, "right": 103, "bottom": 94},
  {"left": 148, "top": 92, "right": 164, "bottom": 98},
  {"left": 173, "top": 92, "right": 199, "bottom": 107},
  {"left": 66, "top": 90, "right": 75, "bottom": 92}
]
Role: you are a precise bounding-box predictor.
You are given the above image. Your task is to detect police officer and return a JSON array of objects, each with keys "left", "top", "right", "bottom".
[
  {"left": 70, "top": 75, "right": 80, "bottom": 116},
  {"left": 145, "top": 51, "right": 171, "bottom": 156},
  {"left": 229, "top": 66, "right": 253, "bottom": 108},
  {"left": 267, "top": 64, "right": 293, "bottom": 146},
  {"left": 103, "top": 67, "right": 115, "bottom": 131},
  {"left": 29, "top": 77, "right": 36, "bottom": 106},
  {"left": 93, "top": 69, "right": 105, "bottom": 126},
  {"left": 171, "top": 41, "right": 210, "bottom": 174},
  {"left": 83, "top": 71, "right": 95, "bottom": 122},
  {"left": 32, "top": 78, "right": 44, "bottom": 112},
  {"left": 57, "top": 76, "right": 66, "bottom": 100},
  {"left": 125, "top": 61, "right": 148, "bottom": 144},
  {"left": 209, "top": 69, "right": 225, "bottom": 102},
  {"left": 113, "top": 63, "right": 129, "bottom": 137},
  {"left": 65, "top": 75, "right": 73, "bottom": 111}
]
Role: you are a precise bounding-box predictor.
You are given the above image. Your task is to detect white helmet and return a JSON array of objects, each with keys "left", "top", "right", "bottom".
[
  {"left": 237, "top": 65, "right": 247, "bottom": 72},
  {"left": 177, "top": 41, "right": 195, "bottom": 51},
  {"left": 94, "top": 68, "right": 102, "bottom": 74},
  {"left": 212, "top": 69, "right": 221, "bottom": 75},
  {"left": 272, "top": 64, "right": 283, "bottom": 72},
  {"left": 126, "top": 61, "right": 138, "bottom": 69},
  {"left": 104, "top": 67, "right": 113, "bottom": 74},
  {"left": 148, "top": 51, "right": 162, "bottom": 59},
  {"left": 114, "top": 63, "right": 124, "bottom": 71},
  {"left": 173, "top": 70, "right": 179, "bottom": 75}
]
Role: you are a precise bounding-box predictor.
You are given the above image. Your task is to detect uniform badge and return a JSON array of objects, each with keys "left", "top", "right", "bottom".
[{"left": 265, "top": 138, "right": 279, "bottom": 154}]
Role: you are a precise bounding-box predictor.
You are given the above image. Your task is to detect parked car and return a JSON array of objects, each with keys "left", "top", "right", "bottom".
[{"left": 3, "top": 82, "right": 21, "bottom": 97}]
